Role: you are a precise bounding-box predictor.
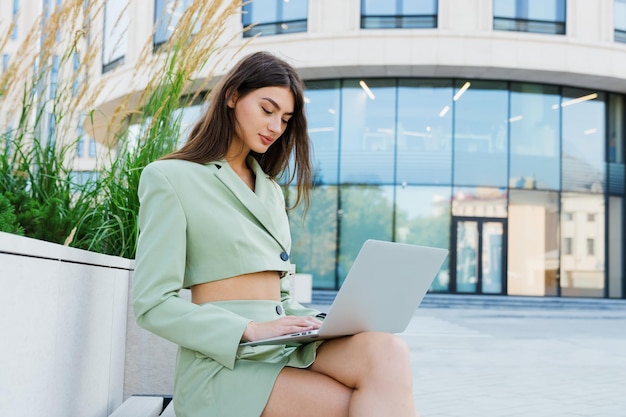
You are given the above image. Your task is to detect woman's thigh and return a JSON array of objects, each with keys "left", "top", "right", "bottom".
[
  {"left": 261, "top": 367, "right": 352, "bottom": 417},
  {"left": 262, "top": 334, "right": 412, "bottom": 417},
  {"left": 309, "top": 332, "right": 412, "bottom": 388}
]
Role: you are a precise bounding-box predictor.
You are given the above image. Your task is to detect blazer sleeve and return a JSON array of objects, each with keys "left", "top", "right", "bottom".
[{"left": 132, "top": 164, "right": 251, "bottom": 371}]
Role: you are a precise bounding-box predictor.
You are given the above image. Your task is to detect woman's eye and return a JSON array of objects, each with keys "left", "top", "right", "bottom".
[
  {"left": 282, "top": 119, "right": 289, "bottom": 124},
  {"left": 261, "top": 107, "right": 271, "bottom": 115}
]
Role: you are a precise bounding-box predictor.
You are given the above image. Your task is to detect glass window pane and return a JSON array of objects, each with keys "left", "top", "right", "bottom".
[
  {"left": 456, "top": 220, "right": 478, "bottom": 293},
  {"left": 305, "top": 81, "right": 341, "bottom": 185},
  {"left": 561, "top": 88, "right": 606, "bottom": 193},
  {"left": 103, "top": 0, "right": 128, "bottom": 70},
  {"left": 361, "top": 0, "right": 437, "bottom": 28},
  {"left": 154, "top": 0, "right": 192, "bottom": 46},
  {"left": 88, "top": 138, "right": 97, "bottom": 157},
  {"left": 288, "top": 185, "right": 338, "bottom": 289},
  {"left": 527, "top": 0, "right": 564, "bottom": 21},
  {"left": 616, "top": 0, "right": 626, "bottom": 31},
  {"left": 494, "top": 0, "right": 564, "bottom": 20},
  {"left": 453, "top": 80, "right": 508, "bottom": 187},
  {"left": 338, "top": 185, "right": 394, "bottom": 285},
  {"left": 608, "top": 196, "right": 623, "bottom": 298},
  {"left": 174, "top": 103, "right": 204, "bottom": 146},
  {"left": 397, "top": 80, "right": 452, "bottom": 185},
  {"left": 481, "top": 221, "right": 504, "bottom": 294},
  {"left": 493, "top": 0, "right": 565, "bottom": 34},
  {"left": 509, "top": 83, "right": 560, "bottom": 190},
  {"left": 362, "top": 0, "right": 436, "bottom": 15},
  {"left": 560, "top": 193, "right": 605, "bottom": 297},
  {"left": 493, "top": 0, "right": 516, "bottom": 17},
  {"left": 452, "top": 187, "right": 508, "bottom": 218},
  {"left": 508, "top": 190, "right": 559, "bottom": 296},
  {"left": 283, "top": 0, "right": 308, "bottom": 21},
  {"left": 242, "top": 0, "right": 308, "bottom": 37},
  {"left": 402, "top": 0, "right": 437, "bottom": 14},
  {"left": 616, "top": 0, "right": 626, "bottom": 41},
  {"left": 608, "top": 94, "right": 625, "bottom": 195},
  {"left": 339, "top": 79, "right": 396, "bottom": 184},
  {"left": 11, "top": 0, "right": 19, "bottom": 39},
  {"left": 395, "top": 185, "right": 451, "bottom": 291},
  {"left": 362, "top": 0, "right": 395, "bottom": 15},
  {"left": 244, "top": 0, "right": 278, "bottom": 24}
]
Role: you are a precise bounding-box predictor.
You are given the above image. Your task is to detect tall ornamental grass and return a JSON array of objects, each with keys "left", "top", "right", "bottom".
[
  {"left": 0, "top": 0, "right": 103, "bottom": 245},
  {"left": 0, "top": 0, "right": 244, "bottom": 258}
]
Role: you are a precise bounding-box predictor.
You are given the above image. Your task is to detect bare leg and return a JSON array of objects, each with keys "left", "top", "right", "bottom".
[
  {"left": 261, "top": 367, "right": 352, "bottom": 417},
  {"left": 262, "top": 332, "right": 418, "bottom": 417}
]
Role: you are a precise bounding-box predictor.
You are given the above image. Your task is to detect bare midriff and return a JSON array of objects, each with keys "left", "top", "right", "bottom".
[{"left": 191, "top": 270, "right": 282, "bottom": 304}]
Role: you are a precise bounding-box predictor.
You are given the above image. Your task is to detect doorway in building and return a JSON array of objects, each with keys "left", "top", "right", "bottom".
[{"left": 451, "top": 217, "right": 507, "bottom": 294}]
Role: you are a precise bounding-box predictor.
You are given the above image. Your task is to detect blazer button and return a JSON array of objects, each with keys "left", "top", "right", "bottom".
[
  {"left": 275, "top": 305, "right": 283, "bottom": 315},
  {"left": 280, "top": 251, "right": 289, "bottom": 261}
]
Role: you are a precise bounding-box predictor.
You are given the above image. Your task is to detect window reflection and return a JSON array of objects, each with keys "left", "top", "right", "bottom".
[
  {"left": 174, "top": 103, "right": 204, "bottom": 145},
  {"left": 103, "top": 0, "right": 128, "bottom": 72},
  {"left": 396, "top": 80, "right": 452, "bottom": 185},
  {"left": 452, "top": 187, "right": 507, "bottom": 218},
  {"left": 509, "top": 83, "right": 560, "bottom": 190},
  {"left": 560, "top": 193, "right": 605, "bottom": 297},
  {"left": 561, "top": 88, "right": 606, "bottom": 193},
  {"left": 154, "top": 0, "right": 192, "bottom": 47},
  {"left": 455, "top": 220, "right": 478, "bottom": 293},
  {"left": 338, "top": 185, "right": 394, "bottom": 285},
  {"left": 288, "top": 185, "right": 338, "bottom": 289},
  {"left": 361, "top": 0, "right": 437, "bottom": 29},
  {"left": 340, "top": 79, "right": 396, "bottom": 184},
  {"left": 493, "top": 0, "right": 566, "bottom": 34},
  {"left": 481, "top": 221, "right": 504, "bottom": 294},
  {"left": 395, "top": 186, "right": 451, "bottom": 291},
  {"left": 508, "top": 190, "right": 559, "bottom": 296},
  {"left": 262, "top": 77, "right": 620, "bottom": 296},
  {"left": 608, "top": 197, "right": 623, "bottom": 298},
  {"left": 242, "top": 0, "right": 308, "bottom": 37},
  {"left": 305, "top": 81, "right": 341, "bottom": 185},
  {"left": 615, "top": 0, "right": 626, "bottom": 42},
  {"left": 608, "top": 94, "right": 625, "bottom": 195},
  {"left": 453, "top": 80, "right": 508, "bottom": 187}
]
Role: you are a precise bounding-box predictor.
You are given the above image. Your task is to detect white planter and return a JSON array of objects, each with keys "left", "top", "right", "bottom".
[
  {"left": 289, "top": 273, "right": 313, "bottom": 304},
  {"left": 0, "top": 232, "right": 133, "bottom": 417}
]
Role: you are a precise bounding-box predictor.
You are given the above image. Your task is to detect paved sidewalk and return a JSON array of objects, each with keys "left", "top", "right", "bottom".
[{"left": 313, "top": 294, "right": 626, "bottom": 417}]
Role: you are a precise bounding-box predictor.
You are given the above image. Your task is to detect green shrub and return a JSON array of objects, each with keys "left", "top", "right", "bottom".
[{"left": 0, "top": 193, "right": 24, "bottom": 235}]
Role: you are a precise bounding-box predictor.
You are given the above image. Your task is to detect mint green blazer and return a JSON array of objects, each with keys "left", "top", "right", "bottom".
[{"left": 132, "top": 157, "right": 321, "bottom": 372}]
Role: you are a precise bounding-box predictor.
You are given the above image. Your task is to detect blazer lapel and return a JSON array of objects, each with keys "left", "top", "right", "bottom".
[{"left": 212, "top": 157, "right": 290, "bottom": 252}]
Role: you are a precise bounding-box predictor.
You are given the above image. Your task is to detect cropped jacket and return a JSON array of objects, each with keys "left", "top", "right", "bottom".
[{"left": 132, "top": 157, "right": 319, "bottom": 371}]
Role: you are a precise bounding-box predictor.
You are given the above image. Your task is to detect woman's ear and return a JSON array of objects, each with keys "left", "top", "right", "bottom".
[{"left": 226, "top": 89, "right": 238, "bottom": 109}]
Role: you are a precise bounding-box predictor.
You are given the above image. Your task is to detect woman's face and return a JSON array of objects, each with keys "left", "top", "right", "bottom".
[{"left": 228, "top": 86, "right": 295, "bottom": 156}]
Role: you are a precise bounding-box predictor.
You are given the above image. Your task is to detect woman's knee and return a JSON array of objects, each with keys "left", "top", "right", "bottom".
[
  {"left": 353, "top": 332, "right": 411, "bottom": 369},
  {"left": 356, "top": 332, "right": 409, "bottom": 354}
]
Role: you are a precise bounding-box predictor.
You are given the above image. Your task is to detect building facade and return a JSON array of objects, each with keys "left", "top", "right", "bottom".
[{"left": 1, "top": 0, "right": 625, "bottom": 298}]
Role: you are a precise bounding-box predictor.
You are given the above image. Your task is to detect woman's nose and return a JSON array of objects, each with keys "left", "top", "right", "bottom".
[{"left": 268, "top": 116, "right": 282, "bottom": 133}]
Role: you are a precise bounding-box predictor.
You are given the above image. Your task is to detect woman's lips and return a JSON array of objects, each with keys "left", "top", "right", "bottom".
[{"left": 260, "top": 135, "right": 273, "bottom": 145}]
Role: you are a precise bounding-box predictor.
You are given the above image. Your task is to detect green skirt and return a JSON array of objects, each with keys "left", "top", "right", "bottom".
[{"left": 172, "top": 300, "right": 322, "bottom": 417}]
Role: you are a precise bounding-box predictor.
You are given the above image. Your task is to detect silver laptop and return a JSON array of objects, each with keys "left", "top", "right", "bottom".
[{"left": 240, "top": 239, "right": 448, "bottom": 346}]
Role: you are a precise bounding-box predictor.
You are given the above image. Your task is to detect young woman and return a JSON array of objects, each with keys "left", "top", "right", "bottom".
[{"left": 132, "top": 51, "right": 418, "bottom": 417}]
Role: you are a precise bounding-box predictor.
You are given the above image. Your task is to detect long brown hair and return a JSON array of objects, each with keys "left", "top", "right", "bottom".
[{"left": 162, "top": 51, "right": 312, "bottom": 210}]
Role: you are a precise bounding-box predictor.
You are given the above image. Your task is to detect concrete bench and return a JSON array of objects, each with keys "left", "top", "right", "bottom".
[
  {"left": 161, "top": 400, "right": 176, "bottom": 417},
  {"left": 108, "top": 396, "right": 175, "bottom": 417}
]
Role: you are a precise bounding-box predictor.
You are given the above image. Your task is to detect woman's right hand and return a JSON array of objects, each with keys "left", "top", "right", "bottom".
[{"left": 241, "top": 316, "right": 322, "bottom": 342}]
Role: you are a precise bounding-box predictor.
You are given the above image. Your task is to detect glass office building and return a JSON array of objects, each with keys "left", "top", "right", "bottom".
[{"left": 286, "top": 79, "right": 624, "bottom": 299}]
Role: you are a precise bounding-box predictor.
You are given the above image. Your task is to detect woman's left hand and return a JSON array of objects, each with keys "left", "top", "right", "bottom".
[{"left": 241, "top": 316, "right": 322, "bottom": 342}]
